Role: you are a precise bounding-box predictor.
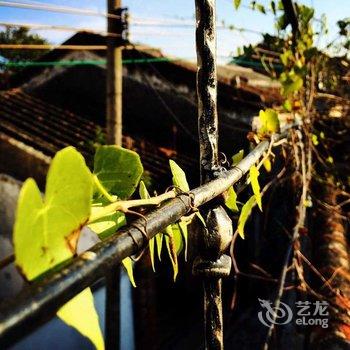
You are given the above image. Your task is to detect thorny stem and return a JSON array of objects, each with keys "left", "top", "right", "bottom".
[{"left": 88, "top": 190, "right": 177, "bottom": 223}]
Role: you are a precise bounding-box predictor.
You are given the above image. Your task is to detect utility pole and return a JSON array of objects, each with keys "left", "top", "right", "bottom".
[
  {"left": 105, "top": 2, "right": 128, "bottom": 350},
  {"left": 106, "top": 0, "right": 124, "bottom": 145}
]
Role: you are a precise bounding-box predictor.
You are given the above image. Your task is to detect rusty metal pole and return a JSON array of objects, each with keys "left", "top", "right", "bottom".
[
  {"left": 106, "top": 2, "right": 124, "bottom": 349},
  {"left": 193, "top": 1, "right": 232, "bottom": 349},
  {"left": 106, "top": 0, "right": 123, "bottom": 146}
]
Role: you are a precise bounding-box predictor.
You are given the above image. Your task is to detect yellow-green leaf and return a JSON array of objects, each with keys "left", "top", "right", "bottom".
[
  {"left": 13, "top": 147, "right": 103, "bottom": 350},
  {"left": 326, "top": 156, "right": 334, "bottom": 164},
  {"left": 94, "top": 146, "right": 143, "bottom": 199},
  {"left": 232, "top": 149, "right": 244, "bottom": 165},
  {"left": 263, "top": 158, "right": 272, "bottom": 172},
  {"left": 282, "top": 99, "right": 292, "bottom": 112},
  {"left": 169, "top": 160, "right": 190, "bottom": 192},
  {"left": 138, "top": 180, "right": 149, "bottom": 200},
  {"left": 164, "top": 226, "right": 178, "bottom": 281},
  {"left": 225, "top": 187, "right": 239, "bottom": 212},
  {"left": 14, "top": 147, "right": 93, "bottom": 280},
  {"left": 172, "top": 223, "right": 185, "bottom": 256},
  {"left": 258, "top": 109, "right": 280, "bottom": 136},
  {"left": 169, "top": 160, "right": 194, "bottom": 260},
  {"left": 238, "top": 196, "right": 256, "bottom": 239},
  {"left": 280, "top": 50, "right": 292, "bottom": 66},
  {"left": 57, "top": 288, "right": 104, "bottom": 350},
  {"left": 256, "top": 4, "right": 266, "bottom": 13},
  {"left": 281, "top": 73, "right": 303, "bottom": 96},
  {"left": 176, "top": 220, "right": 188, "bottom": 260},
  {"left": 156, "top": 233, "right": 163, "bottom": 261},
  {"left": 149, "top": 236, "right": 156, "bottom": 272},
  {"left": 249, "top": 166, "right": 262, "bottom": 211},
  {"left": 122, "top": 257, "right": 136, "bottom": 287},
  {"left": 88, "top": 205, "right": 126, "bottom": 240},
  {"left": 234, "top": 0, "right": 241, "bottom": 10}
]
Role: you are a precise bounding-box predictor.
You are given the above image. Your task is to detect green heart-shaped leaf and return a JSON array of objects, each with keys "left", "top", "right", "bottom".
[
  {"left": 14, "top": 147, "right": 104, "bottom": 350},
  {"left": 94, "top": 146, "right": 143, "bottom": 199},
  {"left": 14, "top": 147, "right": 93, "bottom": 280}
]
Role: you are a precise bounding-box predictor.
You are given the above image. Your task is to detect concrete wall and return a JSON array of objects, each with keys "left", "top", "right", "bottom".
[{"left": 0, "top": 134, "right": 50, "bottom": 190}]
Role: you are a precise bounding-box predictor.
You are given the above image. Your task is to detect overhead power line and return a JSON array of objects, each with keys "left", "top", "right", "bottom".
[
  {"left": 131, "top": 19, "right": 264, "bottom": 35},
  {"left": 0, "top": 44, "right": 107, "bottom": 50},
  {"left": 0, "top": 0, "right": 264, "bottom": 35},
  {"left": 0, "top": 21, "right": 195, "bottom": 38},
  {"left": 0, "top": 21, "right": 120, "bottom": 37},
  {"left": 131, "top": 30, "right": 193, "bottom": 37},
  {"left": 0, "top": 0, "right": 120, "bottom": 18},
  {"left": 0, "top": 20, "right": 255, "bottom": 38}
]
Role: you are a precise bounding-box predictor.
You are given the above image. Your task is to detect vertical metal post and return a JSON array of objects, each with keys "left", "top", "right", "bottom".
[
  {"left": 106, "top": 1, "right": 123, "bottom": 349},
  {"left": 107, "top": 0, "right": 123, "bottom": 146},
  {"left": 195, "top": 0, "right": 219, "bottom": 184},
  {"left": 193, "top": 1, "right": 233, "bottom": 349}
]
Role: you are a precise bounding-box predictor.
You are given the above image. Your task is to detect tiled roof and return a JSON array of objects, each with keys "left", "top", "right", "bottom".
[
  {"left": 0, "top": 89, "right": 197, "bottom": 187},
  {"left": 9, "top": 32, "right": 281, "bottom": 106}
]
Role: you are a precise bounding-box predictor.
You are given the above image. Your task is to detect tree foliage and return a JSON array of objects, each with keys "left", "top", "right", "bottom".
[{"left": 0, "top": 26, "right": 48, "bottom": 62}]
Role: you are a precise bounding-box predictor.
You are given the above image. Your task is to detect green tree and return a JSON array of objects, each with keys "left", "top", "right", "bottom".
[{"left": 0, "top": 26, "right": 48, "bottom": 62}]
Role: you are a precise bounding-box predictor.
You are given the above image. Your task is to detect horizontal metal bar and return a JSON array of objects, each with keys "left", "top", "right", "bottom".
[{"left": 0, "top": 138, "right": 273, "bottom": 347}]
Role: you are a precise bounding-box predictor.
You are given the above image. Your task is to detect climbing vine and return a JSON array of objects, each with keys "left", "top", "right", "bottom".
[
  {"left": 9, "top": 2, "right": 350, "bottom": 349},
  {"left": 232, "top": 1, "right": 350, "bottom": 347}
]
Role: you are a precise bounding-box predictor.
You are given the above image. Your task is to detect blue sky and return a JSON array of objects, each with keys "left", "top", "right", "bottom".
[{"left": 0, "top": 0, "right": 348, "bottom": 63}]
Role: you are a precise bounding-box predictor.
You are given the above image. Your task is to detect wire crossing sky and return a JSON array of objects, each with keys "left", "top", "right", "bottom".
[{"left": 0, "top": 0, "right": 348, "bottom": 63}]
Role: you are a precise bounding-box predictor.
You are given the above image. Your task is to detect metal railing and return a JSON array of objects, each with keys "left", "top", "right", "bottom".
[{"left": 0, "top": 0, "right": 283, "bottom": 349}]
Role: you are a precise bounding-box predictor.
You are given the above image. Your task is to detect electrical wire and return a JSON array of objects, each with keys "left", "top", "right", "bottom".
[
  {"left": 0, "top": 0, "right": 120, "bottom": 18},
  {"left": 0, "top": 1, "right": 268, "bottom": 38},
  {"left": 130, "top": 19, "right": 264, "bottom": 35},
  {"left": 0, "top": 44, "right": 107, "bottom": 50},
  {"left": 131, "top": 30, "right": 193, "bottom": 37},
  {"left": 0, "top": 0, "right": 265, "bottom": 36},
  {"left": 0, "top": 21, "right": 192, "bottom": 39},
  {"left": 0, "top": 21, "right": 120, "bottom": 37}
]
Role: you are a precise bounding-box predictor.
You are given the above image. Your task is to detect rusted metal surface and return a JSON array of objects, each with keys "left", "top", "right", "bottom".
[
  {"left": 193, "top": 205, "right": 232, "bottom": 350},
  {"left": 194, "top": 1, "right": 232, "bottom": 348},
  {"left": 203, "top": 279, "right": 223, "bottom": 349},
  {"left": 195, "top": 0, "right": 219, "bottom": 184}
]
